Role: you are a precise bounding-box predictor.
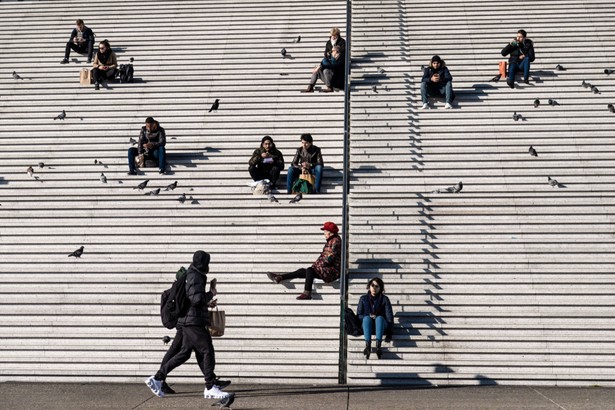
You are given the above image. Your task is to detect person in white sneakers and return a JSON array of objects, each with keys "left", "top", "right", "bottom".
[
  {"left": 420, "top": 55, "right": 455, "bottom": 109},
  {"left": 145, "top": 251, "right": 231, "bottom": 400}
]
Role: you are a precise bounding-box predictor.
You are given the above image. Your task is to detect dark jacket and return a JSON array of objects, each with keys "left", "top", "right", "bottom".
[
  {"left": 291, "top": 145, "right": 324, "bottom": 169},
  {"left": 325, "top": 37, "right": 346, "bottom": 60},
  {"left": 177, "top": 251, "right": 211, "bottom": 327},
  {"left": 138, "top": 122, "right": 166, "bottom": 155},
  {"left": 422, "top": 66, "right": 453, "bottom": 85},
  {"left": 312, "top": 234, "right": 342, "bottom": 282},
  {"left": 249, "top": 146, "right": 284, "bottom": 170},
  {"left": 321, "top": 54, "right": 345, "bottom": 89},
  {"left": 68, "top": 26, "right": 94, "bottom": 44},
  {"left": 357, "top": 292, "right": 394, "bottom": 328},
  {"left": 501, "top": 38, "right": 535, "bottom": 64}
]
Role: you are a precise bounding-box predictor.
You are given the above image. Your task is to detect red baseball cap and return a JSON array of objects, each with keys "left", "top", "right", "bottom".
[{"left": 320, "top": 221, "right": 339, "bottom": 233}]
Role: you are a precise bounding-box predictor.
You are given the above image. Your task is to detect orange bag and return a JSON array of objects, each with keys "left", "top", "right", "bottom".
[{"left": 499, "top": 61, "right": 507, "bottom": 78}]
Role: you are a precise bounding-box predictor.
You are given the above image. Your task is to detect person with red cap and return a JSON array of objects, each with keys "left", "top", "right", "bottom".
[{"left": 267, "top": 222, "right": 341, "bottom": 300}]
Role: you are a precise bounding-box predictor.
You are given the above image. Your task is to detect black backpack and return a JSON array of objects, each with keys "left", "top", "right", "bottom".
[
  {"left": 160, "top": 267, "right": 189, "bottom": 329},
  {"left": 344, "top": 307, "right": 363, "bottom": 337},
  {"left": 119, "top": 63, "right": 134, "bottom": 83}
]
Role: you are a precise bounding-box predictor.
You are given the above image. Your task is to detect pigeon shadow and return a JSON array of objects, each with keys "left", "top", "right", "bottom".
[{"left": 282, "top": 54, "right": 296, "bottom": 61}]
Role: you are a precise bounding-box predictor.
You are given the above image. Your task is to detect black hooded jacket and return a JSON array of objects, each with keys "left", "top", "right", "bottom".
[
  {"left": 501, "top": 38, "right": 535, "bottom": 64},
  {"left": 177, "top": 251, "right": 211, "bottom": 327}
]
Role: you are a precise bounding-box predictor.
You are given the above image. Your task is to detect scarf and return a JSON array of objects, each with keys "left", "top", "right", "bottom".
[
  {"left": 97, "top": 49, "right": 112, "bottom": 65},
  {"left": 367, "top": 292, "right": 384, "bottom": 316}
]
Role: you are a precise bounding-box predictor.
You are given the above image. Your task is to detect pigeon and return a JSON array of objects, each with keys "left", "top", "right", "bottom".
[
  {"left": 100, "top": 173, "right": 107, "bottom": 183},
  {"left": 268, "top": 193, "right": 279, "bottom": 203},
  {"left": 289, "top": 193, "right": 302, "bottom": 204},
  {"left": 605, "top": 69, "right": 614, "bottom": 75},
  {"left": 529, "top": 146, "right": 538, "bottom": 157},
  {"left": 608, "top": 103, "right": 615, "bottom": 113},
  {"left": 209, "top": 99, "right": 220, "bottom": 112},
  {"left": 134, "top": 179, "right": 149, "bottom": 190},
  {"left": 372, "top": 85, "right": 377, "bottom": 92},
  {"left": 211, "top": 393, "right": 235, "bottom": 409},
  {"left": 555, "top": 64, "right": 565, "bottom": 71},
  {"left": 54, "top": 110, "right": 66, "bottom": 120},
  {"left": 581, "top": 80, "right": 590, "bottom": 88},
  {"left": 162, "top": 335, "right": 172, "bottom": 344},
  {"left": 178, "top": 193, "right": 186, "bottom": 203},
  {"left": 94, "top": 159, "right": 98, "bottom": 165},
  {"left": 281, "top": 48, "right": 287, "bottom": 57},
  {"left": 190, "top": 196, "right": 199, "bottom": 205},
  {"left": 164, "top": 181, "right": 178, "bottom": 191},
  {"left": 294, "top": 35, "right": 301, "bottom": 43},
  {"left": 592, "top": 86, "right": 600, "bottom": 94},
  {"left": 548, "top": 176, "right": 560, "bottom": 187},
  {"left": 38, "top": 162, "right": 45, "bottom": 168},
  {"left": 512, "top": 112, "right": 520, "bottom": 121},
  {"left": 68, "top": 246, "right": 84, "bottom": 258},
  {"left": 432, "top": 181, "right": 463, "bottom": 194},
  {"left": 129, "top": 137, "right": 137, "bottom": 145},
  {"left": 27, "top": 166, "right": 34, "bottom": 177},
  {"left": 12, "top": 71, "right": 23, "bottom": 80},
  {"left": 490, "top": 74, "right": 501, "bottom": 82},
  {"left": 129, "top": 57, "right": 135, "bottom": 63},
  {"left": 145, "top": 188, "right": 160, "bottom": 196},
  {"left": 377, "top": 67, "right": 385, "bottom": 74},
  {"left": 533, "top": 98, "right": 540, "bottom": 108},
  {"left": 548, "top": 99, "right": 558, "bottom": 106}
]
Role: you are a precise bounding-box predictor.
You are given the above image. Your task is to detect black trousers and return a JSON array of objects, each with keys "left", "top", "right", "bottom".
[
  {"left": 92, "top": 67, "right": 116, "bottom": 83},
  {"left": 155, "top": 326, "right": 216, "bottom": 389},
  {"left": 249, "top": 164, "right": 281, "bottom": 187},
  {"left": 64, "top": 40, "right": 94, "bottom": 61},
  {"left": 281, "top": 267, "right": 316, "bottom": 292}
]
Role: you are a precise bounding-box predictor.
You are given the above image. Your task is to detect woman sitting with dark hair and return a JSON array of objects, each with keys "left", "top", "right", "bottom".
[
  {"left": 357, "top": 277, "right": 393, "bottom": 359},
  {"left": 92, "top": 39, "right": 118, "bottom": 90},
  {"left": 248, "top": 136, "right": 284, "bottom": 188}
]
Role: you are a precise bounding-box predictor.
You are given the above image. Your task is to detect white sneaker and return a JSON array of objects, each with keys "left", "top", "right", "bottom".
[
  {"left": 420, "top": 103, "right": 429, "bottom": 109},
  {"left": 204, "top": 384, "right": 230, "bottom": 399},
  {"left": 145, "top": 375, "right": 165, "bottom": 398},
  {"left": 444, "top": 103, "right": 453, "bottom": 109}
]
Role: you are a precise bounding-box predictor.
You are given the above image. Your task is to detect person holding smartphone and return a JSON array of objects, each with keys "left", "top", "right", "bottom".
[
  {"left": 61, "top": 19, "right": 95, "bottom": 64},
  {"left": 420, "top": 55, "right": 454, "bottom": 109}
]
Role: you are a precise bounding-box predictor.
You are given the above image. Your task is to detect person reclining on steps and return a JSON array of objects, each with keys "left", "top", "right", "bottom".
[
  {"left": 128, "top": 117, "right": 167, "bottom": 175},
  {"left": 267, "top": 222, "right": 341, "bottom": 300},
  {"left": 303, "top": 45, "right": 344, "bottom": 93},
  {"left": 248, "top": 136, "right": 285, "bottom": 189},
  {"left": 420, "top": 55, "right": 454, "bottom": 109},
  {"left": 286, "top": 133, "right": 324, "bottom": 194},
  {"left": 501, "top": 29, "right": 535, "bottom": 88},
  {"left": 91, "top": 39, "right": 118, "bottom": 90},
  {"left": 61, "top": 19, "right": 95, "bottom": 64}
]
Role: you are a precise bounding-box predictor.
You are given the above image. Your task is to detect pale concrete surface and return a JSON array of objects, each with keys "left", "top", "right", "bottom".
[{"left": 1, "top": 383, "right": 614, "bottom": 410}]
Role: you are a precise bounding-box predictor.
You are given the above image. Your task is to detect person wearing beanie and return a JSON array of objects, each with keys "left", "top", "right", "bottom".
[
  {"left": 420, "top": 55, "right": 454, "bottom": 109},
  {"left": 357, "top": 277, "right": 394, "bottom": 359},
  {"left": 248, "top": 136, "right": 285, "bottom": 188},
  {"left": 145, "top": 251, "right": 232, "bottom": 401},
  {"left": 267, "top": 222, "right": 341, "bottom": 300}
]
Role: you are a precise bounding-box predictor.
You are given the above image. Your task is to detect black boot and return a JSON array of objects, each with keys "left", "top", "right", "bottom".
[
  {"left": 376, "top": 340, "right": 383, "bottom": 359},
  {"left": 363, "top": 341, "right": 371, "bottom": 359}
]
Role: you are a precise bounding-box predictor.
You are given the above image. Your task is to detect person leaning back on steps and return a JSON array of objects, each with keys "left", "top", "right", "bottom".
[
  {"left": 128, "top": 117, "right": 167, "bottom": 175},
  {"left": 303, "top": 45, "right": 344, "bottom": 93},
  {"left": 286, "top": 133, "right": 324, "bottom": 194},
  {"left": 501, "top": 29, "right": 535, "bottom": 88},
  {"left": 61, "top": 19, "right": 95, "bottom": 64},
  {"left": 91, "top": 39, "right": 118, "bottom": 90}
]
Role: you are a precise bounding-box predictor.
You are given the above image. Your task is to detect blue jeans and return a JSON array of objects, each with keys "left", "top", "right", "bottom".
[
  {"left": 128, "top": 146, "right": 166, "bottom": 173},
  {"left": 421, "top": 81, "right": 453, "bottom": 104},
  {"left": 508, "top": 58, "right": 530, "bottom": 82},
  {"left": 286, "top": 165, "right": 323, "bottom": 194},
  {"left": 362, "top": 315, "right": 386, "bottom": 342}
]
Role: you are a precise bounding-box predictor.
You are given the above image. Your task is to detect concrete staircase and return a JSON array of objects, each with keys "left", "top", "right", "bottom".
[
  {"left": 347, "top": 0, "right": 615, "bottom": 385},
  {"left": 0, "top": 0, "right": 346, "bottom": 383}
]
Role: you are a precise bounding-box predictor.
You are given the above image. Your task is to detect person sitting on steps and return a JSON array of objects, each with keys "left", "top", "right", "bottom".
[
  {"left": 420, "top": 55, "right": 454, "bottom": 109},
  {"left": 61, "top": 19, "right": 95, "bottom": 64},
  {"left": 357, "top": 277, "right": 394, "bottom": 359},
  {"left": 92, "top": 39, "right": 118, "bottom": 90},
  {"left": 128, "top": 117, "right": 167, "bottom": 175},
  {"left": 267, "top": 222, "right": 341, "bottom": 300},
  {"left": 286, "top": 133, "right": 324, "bottom": 194},
  {"left": 248, "top": 136, "right": 285, "bottom": 189},
  {"left": 303, "top": 46, "right": 344, "bottom": 93},
  {"left": 501, "top": 29, "right": 535, "bottom": 88}
]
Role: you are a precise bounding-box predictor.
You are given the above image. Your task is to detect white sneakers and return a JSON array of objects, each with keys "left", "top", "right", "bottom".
[
  {"left": 204, "top": 384, "right": 230, "bottom": 399},
  {"left": 145, "top": 376, "right": 165, "bottom": 398},
  {"left": 420, "top": 103, "right": 429, "bottom": 109},
  {"left": 444, "top": 103, "right": 453, "bottom": 109}
]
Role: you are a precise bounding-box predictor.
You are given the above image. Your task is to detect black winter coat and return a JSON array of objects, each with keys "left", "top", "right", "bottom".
[
  {"left": 501, "top": 39, "right": 535, "bottom": 64},
  {"left": 357, "top": 293, "right": 394, "bottom": 327},
  {"left": 177, "top": 251, "right": 211, "bottom": 327},
  {"left": 422, "top": 66, "right": 453, "bottom": 85},
  {"left": 138, "top": 122, "right": 166, "bottom": 154},
  {"left": 69, "top": 26, "right": 94, "bottom": 44},
  {"left": 325, "top": 37, "right": 346, "bottom": 59}
]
